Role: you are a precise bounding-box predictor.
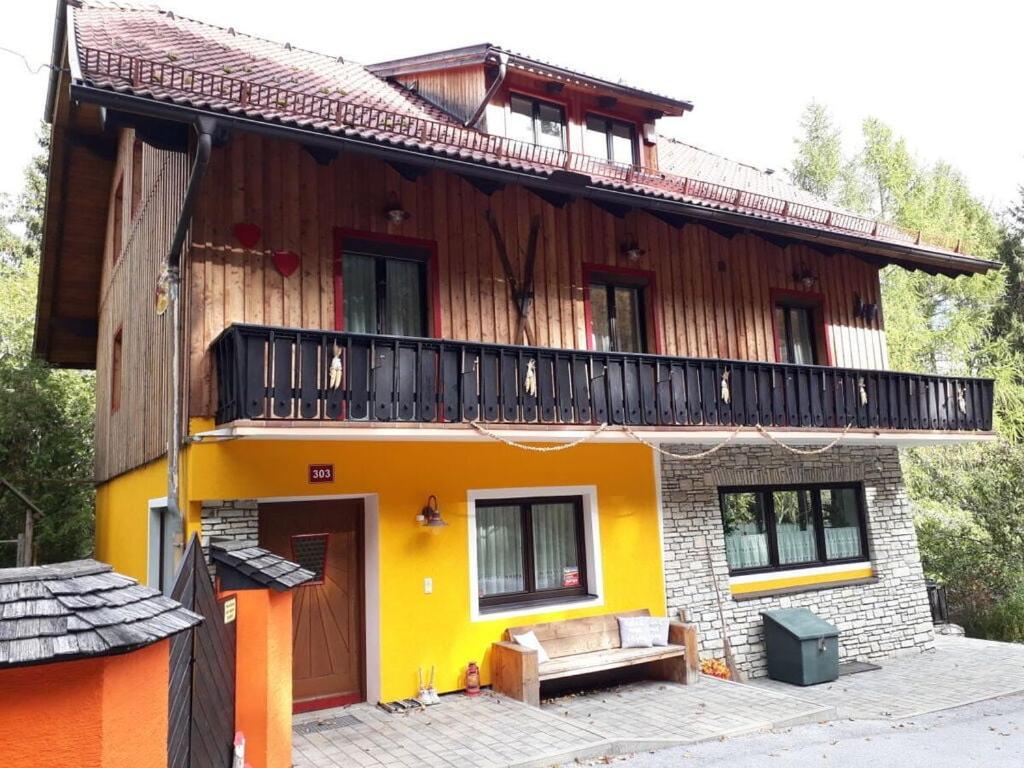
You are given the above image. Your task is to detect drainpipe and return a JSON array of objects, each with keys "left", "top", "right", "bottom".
[
  {"left": 167, "top": 118, "right": 215, "bottom": 555},
  {"left": 464, "top": 52, "right": 508, "bottom": 128}
]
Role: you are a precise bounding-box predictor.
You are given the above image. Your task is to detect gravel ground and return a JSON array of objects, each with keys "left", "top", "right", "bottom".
[{"left": 571, "top": 693, "right": 1024, "bottom": 767}]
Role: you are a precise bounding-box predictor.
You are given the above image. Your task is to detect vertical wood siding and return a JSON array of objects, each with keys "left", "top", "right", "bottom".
[
  {"left": 95, "top": 131, "right": 188, "bottom": 481},
  {"left": 185, "top": 134, "right": 888, "bottom": 419},
  {"left": 395, "top": 67, "right": 486, "bottom": 124}
]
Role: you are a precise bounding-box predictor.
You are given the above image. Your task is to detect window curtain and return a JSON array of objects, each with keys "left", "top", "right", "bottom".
[
  {"left": 822, "top": 488, "right": 864, "bottom": 559},
  {"left": 476, "top": 505, "right": 524, "bottom": 597},
  {"left": 722, "top": 492, "right": 770, "bottom": 570},
  {"left": 531, "top": 502, "right": 579, "bottom": 590},
  {"left": 774, "top": 490, "right": 819, "bottom": 564},
  {"left": 384, "top": 259, "right": 423, "bottom": 336},
  {"left": 342, "top": 253, "right": 376, "bottom": 333}
]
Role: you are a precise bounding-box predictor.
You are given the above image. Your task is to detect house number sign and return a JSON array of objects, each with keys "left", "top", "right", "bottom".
[{"left": 308, "top": 464, "right": 335, "bottom": 484}]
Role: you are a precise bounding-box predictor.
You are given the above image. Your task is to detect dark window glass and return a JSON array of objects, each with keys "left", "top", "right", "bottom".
[
  {"left": 584, "top": 114, "right": 637, "bottom": 164},
  {"left": 776, "top": 303, "right": 818, "bottom": 364},
  {"left": 589, "top": 279, "right": 646, "bottom": 353},
  {"left": 476, "top": 497, "right": 586, "bottom": 609},
  {"left": 110, "top": 329, "right": 123, "bottom": 413},
  {"left": 342, "top": 248, "right": 427, "bottom": 336},
  {"left": 719, "top": 484, "right": 867, "bottom": 574},
  {"left": 509, "top": 94, "right": 565, "bottom": 150}
]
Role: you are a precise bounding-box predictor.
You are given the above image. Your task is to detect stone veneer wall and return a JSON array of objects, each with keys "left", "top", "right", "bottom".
[
  {"left": 200, "top": 500, "right": 259, "bottom": 558},
  {"left": 660, "top": 444, "right": 935, "bottom": 678}
]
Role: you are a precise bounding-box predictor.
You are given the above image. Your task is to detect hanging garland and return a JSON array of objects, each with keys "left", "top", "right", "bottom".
[{"left": 468, "top": 418, "right": 857, "bottom": 460}]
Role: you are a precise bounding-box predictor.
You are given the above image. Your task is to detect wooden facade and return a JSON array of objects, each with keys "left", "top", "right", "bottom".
[
  {"left": 95, "top": 131, "right": 188, "bottom": 481},
  {"left": 184, "top": 133, "right": 887, "bottom": 419}
]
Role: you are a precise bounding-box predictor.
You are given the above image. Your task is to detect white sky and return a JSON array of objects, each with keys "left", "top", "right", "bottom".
[{"left": 2, "top": 0, "right": 1021, "bottom": 214}]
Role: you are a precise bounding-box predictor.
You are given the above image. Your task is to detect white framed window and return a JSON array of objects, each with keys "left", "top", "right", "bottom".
[{"left": 467, "top": 485, "right": 603, "bottom": 622}]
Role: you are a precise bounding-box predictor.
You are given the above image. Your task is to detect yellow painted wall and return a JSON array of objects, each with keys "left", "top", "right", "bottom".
[
  {"left": 184, "top": 438, "right": 664, "bottom": 701},
  {"left": 94, "top": 457, "right": 167, "bottom": 582}
]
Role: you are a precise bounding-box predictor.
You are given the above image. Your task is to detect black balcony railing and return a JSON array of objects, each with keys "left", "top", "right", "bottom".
[{"left": 211, "top": 324, "right": 994, "bottom": 433}]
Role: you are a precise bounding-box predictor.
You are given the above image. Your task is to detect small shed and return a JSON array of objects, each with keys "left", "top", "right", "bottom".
[
  {"left": 0, "top": 559, "right": 201, "bottom": 768},
  {"left": 210, "top": 540, "right": 314, "bottom": 768}
]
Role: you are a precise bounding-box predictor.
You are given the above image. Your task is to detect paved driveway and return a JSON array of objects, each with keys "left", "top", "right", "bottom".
[
  {"left": 293, "top": 678, "right": 830, "bottom": 768},
  {"left": 602, "top": 692, "right": 1024, "bottom": 767},
  {"left": 750, "top": 635, "right": 1024, "bottom": 719}
]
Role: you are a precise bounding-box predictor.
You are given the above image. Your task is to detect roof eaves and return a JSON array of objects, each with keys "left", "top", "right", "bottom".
[
  {"left": 367, "top": 43, "right": 493, "bottom": 78},
  {"left": 70, "top": 79, "right": 998, "bottom": 277},
  {"left": 494, "top": 47, "right": 694, "bottom": 113}
]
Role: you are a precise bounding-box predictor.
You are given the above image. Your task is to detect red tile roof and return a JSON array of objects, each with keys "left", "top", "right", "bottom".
[{"left": 66, "top": 2, "right": 994, "bottom": 273}]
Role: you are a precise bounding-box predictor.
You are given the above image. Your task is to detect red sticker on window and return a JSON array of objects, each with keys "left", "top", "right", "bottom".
[{"left": 563, "top": 567, "right": 580, "bottom": 588}]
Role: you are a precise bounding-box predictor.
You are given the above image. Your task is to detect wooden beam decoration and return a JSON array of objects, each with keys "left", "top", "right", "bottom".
[
  {"left": 303, "top": 145, "right": 339, "bottom": 166},
  {"left": 388, "top": 160, "right": 428, "bottom": 182},
  {"left": 484, "top": 209, "right": 541, "bottom": 345},
  {"left": 545, "top": 82, "right": 565, "bottom": 95},
  {"left": 591, "top": 199, "right": 632, "bottom": 219},
  {"left": 703, "top": 221, "right": 740, "bottom": 240},
  {"left": 528, "top": 187, "right": 574, "bottom": 209},
  {"left": 649, "top": 210, "right": 689, "bottom": 230},
  {"left": 461, "top": 174, "right": 506, "bottom": 196},
  {"left": 758, "top": 232, "right": 791, "bottom": 250},
  {"left": 598, "top": 96, "right": 618, "bottom": 109}
]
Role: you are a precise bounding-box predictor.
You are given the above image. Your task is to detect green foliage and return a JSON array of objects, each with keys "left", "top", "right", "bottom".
[
  {"left": 788, "top": 102, "right": 843, "bottom": 200},
  {"left": 790, "top": 103, "right": 1024, "bottom": 639},
  {"left": 0, "top": 125, "right": 95, "bottom": 565}
]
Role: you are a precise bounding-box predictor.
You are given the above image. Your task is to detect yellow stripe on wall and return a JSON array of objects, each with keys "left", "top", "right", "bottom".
[{"left": 730, "top": 566, "right": 874, "bottom": 595}]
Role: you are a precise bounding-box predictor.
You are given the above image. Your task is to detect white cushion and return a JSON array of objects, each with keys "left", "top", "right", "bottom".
[
  {"left": 512, "top": 630, "right": 550, "bottom": 663},
  {"left": 617, "top": 616, "right": 653, "bottom": 648},
  {"left": 649, "top": 616, "right": 670, "bottom": 647}
]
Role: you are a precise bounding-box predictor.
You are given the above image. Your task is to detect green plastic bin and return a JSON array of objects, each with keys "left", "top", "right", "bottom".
[{"left": 761, "top": 608, "right": 839, "bottom": 686}]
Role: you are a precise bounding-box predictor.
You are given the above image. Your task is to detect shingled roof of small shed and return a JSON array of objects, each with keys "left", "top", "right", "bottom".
[
  {"left": 209, "top": 543, "right": 315, "bottom": 591},
  {"left": 0, "top": 559, "right": 201, "bottom": 668}
]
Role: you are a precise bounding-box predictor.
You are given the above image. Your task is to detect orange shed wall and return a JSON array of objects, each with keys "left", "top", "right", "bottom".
[
  {"left": 100, "top": 640, "right": 169, "bottom": 768},
  {"left": 231, "top": 589, "right": 294, "bottom": 768},
  {"left": 0, "top": 657, "right": 105, "bottom": 768},
  {"left": 0, "top": 641, "right": 169, "bottom": 768}
]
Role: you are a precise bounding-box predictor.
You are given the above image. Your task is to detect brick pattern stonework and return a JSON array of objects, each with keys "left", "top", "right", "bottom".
[
  {"left": 200, "top": 499, "right": 259, "bottom": 551},
  {"left": 659, "top": 444, "right": 934, "bottom": 678}
]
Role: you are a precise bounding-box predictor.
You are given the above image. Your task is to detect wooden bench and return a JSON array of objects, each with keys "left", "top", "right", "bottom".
[{"left": 490, "top": 609, "right": 700, "bottom": 706}]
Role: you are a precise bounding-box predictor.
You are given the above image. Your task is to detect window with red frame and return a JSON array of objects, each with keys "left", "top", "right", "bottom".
[
  {"left": 775, "top": 299, "right": 825, "bottom": 365},
  {"left": 588, "top": 271, "right": 648, "bottom": 353},
  {"left": 112, "top": 176, "right": 124, "bottom": 265},
  {"left": 110, "top": 329, "right": 123, "bottom": 413}
]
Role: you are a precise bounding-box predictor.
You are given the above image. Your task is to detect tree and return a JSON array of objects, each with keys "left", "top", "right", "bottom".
[
  {"left": 789, "top": 103, "right": 1024, "bottom": 639},
  {"left": 788, "top": 102, "right": 842, "bottom": 201},
  {"left": 0, "top": 126, "right": 95, "bottom": 565}
]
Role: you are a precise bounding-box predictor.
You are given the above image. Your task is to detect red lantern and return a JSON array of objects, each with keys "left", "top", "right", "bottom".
[{"left": 465, "top": 661, "right": 481, "bottom": 696}]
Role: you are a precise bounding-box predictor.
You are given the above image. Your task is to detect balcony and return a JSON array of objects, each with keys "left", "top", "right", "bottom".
[{"left": 211, "top": 324, "right": 994, "bottom": 435}]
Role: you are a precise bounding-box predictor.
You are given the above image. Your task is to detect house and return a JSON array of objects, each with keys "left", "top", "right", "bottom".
[{"left": 35, "top": 0, "right": 997, "bottom": 711}]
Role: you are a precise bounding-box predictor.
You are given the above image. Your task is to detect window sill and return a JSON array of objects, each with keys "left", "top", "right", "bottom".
[
  {"left": 474, "top": 593, "right": 601, "bottom": 622},
  {"left": 731, "top": 576, "right": 879, "bottom": 601}
]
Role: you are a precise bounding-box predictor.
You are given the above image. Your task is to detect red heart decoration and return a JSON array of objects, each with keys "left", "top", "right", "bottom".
[
  {"left": 272, "top": 250, "right": 301, "bottom": 278},
  {"left": 232, "top": 222, "right": 262, "bottom": 249}
]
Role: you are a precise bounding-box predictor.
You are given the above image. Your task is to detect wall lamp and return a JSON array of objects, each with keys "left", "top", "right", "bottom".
[
  {"left": 416, "top": 495, "right": 446, "bottom": 527},
  {"left": 620, "top": 236, "right": 646, "bottom": 263}
]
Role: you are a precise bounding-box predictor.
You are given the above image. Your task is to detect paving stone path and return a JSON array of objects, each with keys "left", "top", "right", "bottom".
[
  {"left": 293, "top": 678, "right": 829, "bottom": 768},
  {"left": 750, "top": 635, "right": 1024, "bottom": 719}
]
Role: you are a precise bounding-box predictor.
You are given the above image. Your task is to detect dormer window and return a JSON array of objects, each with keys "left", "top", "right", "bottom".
[
  {"left": 508, "top": 94, "right": 566, "bottom": 151},
  {"left": 584, "top": 114, "right": 637, "bottom": 165}
]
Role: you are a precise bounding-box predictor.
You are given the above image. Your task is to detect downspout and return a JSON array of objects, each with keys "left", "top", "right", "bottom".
[
  {"left": 167, "top": 119, "right": 215, "bottom": 556},
  {"left": 464, "top": 52, "right": 508, "bottom": 128}
]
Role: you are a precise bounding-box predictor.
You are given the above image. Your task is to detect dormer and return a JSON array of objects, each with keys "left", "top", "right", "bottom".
[{"left": 368, "top": 44, "right": 693, "bottom": 170}]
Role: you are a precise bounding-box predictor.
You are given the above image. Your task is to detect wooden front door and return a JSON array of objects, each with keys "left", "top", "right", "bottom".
[{"left": 259, "top": 499, "right": 364, "bottom": 711}]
